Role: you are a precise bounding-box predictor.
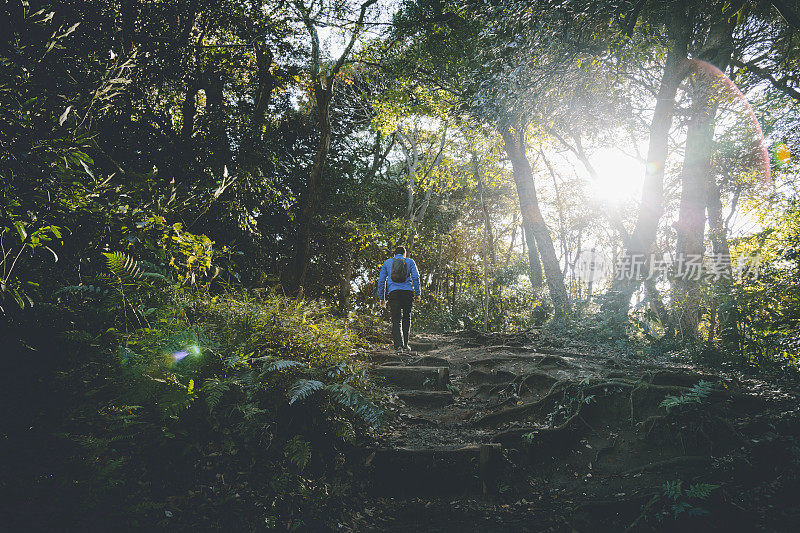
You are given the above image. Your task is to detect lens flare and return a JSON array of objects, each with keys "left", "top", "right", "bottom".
[
  {"left": 172, "top": 350, "right": 189, "bottom": 362},
  {"left": 689, "top": 58, "right": 771, "bottom": 186},
  {"left": 775, "top": 143, "right": 791, "bottom": 164}
]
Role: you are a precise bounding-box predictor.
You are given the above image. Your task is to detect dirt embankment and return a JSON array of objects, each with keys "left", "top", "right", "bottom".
[{"left": 343, "top": 331, "right": 800, "bottom": 532}]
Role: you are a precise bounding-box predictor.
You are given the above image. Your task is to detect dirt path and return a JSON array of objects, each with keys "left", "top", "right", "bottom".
[{"left": 341, "top": 331, "right": 800, "bottom": 531}]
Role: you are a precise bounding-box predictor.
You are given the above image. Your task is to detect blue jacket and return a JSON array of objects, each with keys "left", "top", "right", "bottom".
[{"left": 378, "top": 254, "right": 420, "bottom": 300}]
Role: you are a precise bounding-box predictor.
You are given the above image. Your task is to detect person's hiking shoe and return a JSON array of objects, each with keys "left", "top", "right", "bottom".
[{"left": 403, "top": 344, "right": 411, "bottom": 352}]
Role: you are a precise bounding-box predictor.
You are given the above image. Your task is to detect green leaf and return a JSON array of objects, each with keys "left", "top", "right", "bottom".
[
  {"left": 13, "top": 221, "right": 27, "bottom": 241},
  {"left": 288, "top": 379, "right": 323, "bottom": 404},
  {"left": 59, "top": 105, "right": 72, "bottom": 126}
]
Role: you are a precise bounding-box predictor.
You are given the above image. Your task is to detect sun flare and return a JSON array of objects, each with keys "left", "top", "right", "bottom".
[{"left": 589, "top": 149, "right": 645, "bottom": 204}]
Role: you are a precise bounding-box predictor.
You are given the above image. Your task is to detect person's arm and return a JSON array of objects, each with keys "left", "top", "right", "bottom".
[
  {"left": 378, "top": 260, "right": 387, "bottom": 305},
  {"left": 410, "top": 259, "right": 421, "bottom": 300}
]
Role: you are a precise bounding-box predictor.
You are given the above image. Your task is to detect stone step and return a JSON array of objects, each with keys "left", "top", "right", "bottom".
[
  {"left": 409, "top": 355, "right": 450, "bottom": 367},
  {"left": 396, "top": 390, "right": 454, "bottom": 408},
  {"left": 376, "top": 366, "right": 450, "bottom": 390},
  {"left": 409, "top": 341, "right": 438, "bottom": 352},
  {"left": 367, "top": 351, "right": 408, "bottom": 365},
  {"left": 364, "top": 443, "right": 503, "bottom": 495}
]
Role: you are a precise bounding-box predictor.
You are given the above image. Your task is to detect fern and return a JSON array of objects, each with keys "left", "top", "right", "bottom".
[
  {"left": 324, "top": 383, "right": 382, "bottom": 427},
  {"left": 203, "top": 378, "right": 231, "bottom": 412},
  {"left": 104, "top": 251, "right": 142, "bottom": 280},
  {"left": 288, "top": 379, "right": 323, "bottom": 404},
  {"left": 136, "top": 271, "right": 169, "bottom": 282},
  {"left": 285, "top": 436, "right": 311, "bottom": 472},
  {"left": 684, "top": 482, "right": 719, "bottom": 499},
  {"left": 58, "top": 329, "right": 97, "bottom": 345},
  {"left": 265, "top": 359, "right": 305, "bottom": 372},
  {"left": 102, "top": 252, "right": 170, "bottom": 284},
  {"left": 659, "top": 479, "right": 718, "bottom": 521},
  {"left": 327, "top": 361, "right": 349, "bottom": 378},
  {"left": 55, "top": 284, "right": 109, "bottom": 297},
  {"left": 660, "top": 380, "right": 716, "bottom": 412},
  {"left": 663, "top": 480, "right": 683, "bottom": 501},
  {"left": 138, "top": 260, "right": 171, "bottom": 278}
]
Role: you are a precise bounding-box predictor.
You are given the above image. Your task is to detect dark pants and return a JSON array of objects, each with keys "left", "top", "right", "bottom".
[{"left": 388, "top": 290, "right": 414, "bottom": 349}]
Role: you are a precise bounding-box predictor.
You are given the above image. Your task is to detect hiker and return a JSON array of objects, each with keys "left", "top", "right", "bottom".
[{"left": 378, "top": 246, "right": 421, "bottom": 352}]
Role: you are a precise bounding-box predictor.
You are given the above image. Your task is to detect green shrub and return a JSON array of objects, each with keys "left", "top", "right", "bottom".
[{"left": 50, "top": 256, "right": 385, "bottom": 529}]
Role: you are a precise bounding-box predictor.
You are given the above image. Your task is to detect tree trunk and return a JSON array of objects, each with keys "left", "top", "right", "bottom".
[
  {"left": 403, "top": 126, "right": 446, "bottom": 251},
  {"left": 285, "top": 84, "right": 332, "bottom": 292},
  {"left": 181, "top": 82, "right": 197, "bottom": 141},
  {"left": 339, "top": 248, "right": 353, "bottom": 315},
  {"left": 706, "top": 178, "right": 737, "bottom": 345},
  {"left": 475, "top": 154, "right": 496, "bottom": 330},
  {"left": 205, "top": 70, "right": 229, "bottom": 177},
  {"left": 672, "top": 15, "right": 737, "bottom": 338},
  {"left": 505, "top": 214, "right": 519, "bottom": 265},
  {"left": 284, "top": 0, "right": 376, "bottom": 293},
  {"left": 672, "top": 84, "right": 716, "bottom": 338},
  {"left": 540, "top": 150, "right": 568, "bottom": 276},
  {"left": 703, "top": 15, "right": 739, "bottom": 343},
  {"left": 251, "top": 43, "right": 274, "bottom": 137},
  {"left": 604, "top": 15, "right": 691, "bottom": 323},
  {"left": 500, "top": 125, "right": 569, "bottom": 317},
  {"left": 523, "top": 221, "right": 543, "bottom": 289}
]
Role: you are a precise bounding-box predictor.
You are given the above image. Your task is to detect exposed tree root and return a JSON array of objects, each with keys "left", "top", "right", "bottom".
[{"left": 619, "top": 455, "right": 710, "bottom": 476}]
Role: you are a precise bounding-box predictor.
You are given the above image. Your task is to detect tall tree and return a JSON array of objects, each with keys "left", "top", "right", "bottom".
[
  {"left": 603, "top": 4, "right": 693, "bottom": 325},
  {"left": 672, "top": 7, "right": 741, "bottom": 338},
  {"left": 284, "top": 0, "right": 379, "bottom": 292},
  {"left": 501, "top": 124, "right": 570, "bottom": 316}
]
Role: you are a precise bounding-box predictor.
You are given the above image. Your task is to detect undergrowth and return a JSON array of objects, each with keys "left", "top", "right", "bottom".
[{"left": 7, "top": 253, "right": 386, "bottom": 531}]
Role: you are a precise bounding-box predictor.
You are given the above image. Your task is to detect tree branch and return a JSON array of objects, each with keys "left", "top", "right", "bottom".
[
  {"left": 731, "top": 58, "right": 800, "bottom": 101},
  {"left": 771, "top": 0, "right": 800, "bottom": 29}
]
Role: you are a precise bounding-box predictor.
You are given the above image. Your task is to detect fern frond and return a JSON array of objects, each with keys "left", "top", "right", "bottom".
[
  {"left": 684, "top": 483, "right": 719, "bottom": 499},
  {"left": 663, "top": 480, "right": 683, "bottom": 500},
  {"left": 138, "top": 260, "right": 171, "bottom": 277},
  {"left": 103, "top": 251, "right": 142, "bottom": 280},
  {"left": 324, "top": 383, "right": 382, "bottom": 427},
  {"left": 288, "top": 379, "right": 323, "bottom": 404},
  {"left": 660, "top": 380, "right": 717, "bottom": 412},
  {"left": 328, "top": 361, "right": 348, "bottom": 378},
  {"left": 284, "top": 436, "right": 311, "bottom": 472},
  {"left": 266, "top": 359, "right": 305, "bottom": 372},
  {"left": 55, "top": 284, "right": 109, "bottom": 297},
  {"left": 203, "top": 378, "right": 231, "bottom": 412},
  {"left": 137, "top": 272, "right": 169, "bottom": 282}
]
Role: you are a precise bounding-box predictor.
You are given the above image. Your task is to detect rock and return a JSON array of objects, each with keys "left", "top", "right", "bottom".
[
  {"left": 376, "top": 366, "right": 450, "bottom": 390},
  {"left": 397, "top": 390, "right": 454, "bottom": 407}
]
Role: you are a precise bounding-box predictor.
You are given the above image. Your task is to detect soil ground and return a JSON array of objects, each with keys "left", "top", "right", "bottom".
[{"left": 341, "top": 331, "right": 800, "bottom": 532}]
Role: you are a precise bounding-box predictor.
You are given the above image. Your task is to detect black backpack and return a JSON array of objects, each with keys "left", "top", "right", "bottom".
[{"left": 390, "top": 257, "right": 408, "bottom": 282}]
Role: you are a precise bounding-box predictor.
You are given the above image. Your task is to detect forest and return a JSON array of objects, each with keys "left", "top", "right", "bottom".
[{"left": 2, "top": 0, "right": 800, "bottom": 530}]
